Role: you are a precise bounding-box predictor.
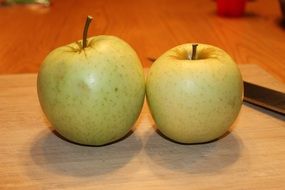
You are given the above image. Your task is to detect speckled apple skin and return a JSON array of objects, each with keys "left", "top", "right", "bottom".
[
  {"left": 37, "top": 36, "right": 145, "bottom": 146},
  {"left": 146, "top": 43, "right": 243, "bottom": 144}
]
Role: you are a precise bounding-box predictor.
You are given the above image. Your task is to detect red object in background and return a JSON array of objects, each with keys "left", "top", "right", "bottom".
[{"left": 217, "top": 0, "right": 246, "bottom": 17}]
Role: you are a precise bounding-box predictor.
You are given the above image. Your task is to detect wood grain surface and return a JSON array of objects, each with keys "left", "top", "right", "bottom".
[
  {"left": 0, "top": 0, "right": 284, "bottom": 82},
  {"left": 0, "top": 65, "right": 284, "bottom": 189}
]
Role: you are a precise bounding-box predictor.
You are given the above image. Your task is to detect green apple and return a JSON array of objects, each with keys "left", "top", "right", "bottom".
[
  {"left": 146, "top": 43, "right": 243, "bottom": 144},
  {"left": 37, "top": 16, "right": 145, "bottom": 146}
]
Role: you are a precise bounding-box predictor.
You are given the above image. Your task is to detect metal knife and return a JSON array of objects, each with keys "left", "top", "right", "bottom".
[{"left": 243, "top": 81, "right": 285, "bottom": 115}]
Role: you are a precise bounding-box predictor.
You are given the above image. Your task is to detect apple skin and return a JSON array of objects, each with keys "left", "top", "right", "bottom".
[
  {"left": 146, "top": 43, "right": 243, "bottom": 144},
  {"left": 37, "top": 35, "right": 145, "bottom": 146}
]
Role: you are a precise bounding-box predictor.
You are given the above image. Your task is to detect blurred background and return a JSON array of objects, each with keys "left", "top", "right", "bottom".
[{"left": 0, "top": 0, "right": 284, "bottom": 82}]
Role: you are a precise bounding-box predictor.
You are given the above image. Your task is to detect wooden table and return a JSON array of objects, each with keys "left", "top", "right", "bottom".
[
  {"left": 0, "top": 65, "right": 284, "bottom": 189},
  {"left": 0, "top": 0, "right": 285, "bottom": 82}
]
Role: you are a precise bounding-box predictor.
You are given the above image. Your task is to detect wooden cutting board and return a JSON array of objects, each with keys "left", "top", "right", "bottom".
[{"left": 0, "top": 64, "right": 284, "bottom": 190}]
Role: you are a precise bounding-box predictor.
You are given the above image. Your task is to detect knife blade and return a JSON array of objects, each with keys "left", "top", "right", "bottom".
[{"left": 243, "top": 81, "right": 285, "bottom": 115}]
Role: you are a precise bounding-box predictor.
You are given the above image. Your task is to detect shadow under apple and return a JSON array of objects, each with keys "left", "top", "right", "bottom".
[
  {"left": 144, "top": 127, "right": 243, "bottom": 174},
  {"left": 29, "top": 128, "right": 142, "bottom": 177}
]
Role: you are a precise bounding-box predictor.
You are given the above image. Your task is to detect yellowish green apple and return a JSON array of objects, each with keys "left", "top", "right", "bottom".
[
  {"left": 37, "top": 16, "right": 145, "bottom": 146},
  {"left": 146, "top": 43, "right": 243, "bottom": 144}
]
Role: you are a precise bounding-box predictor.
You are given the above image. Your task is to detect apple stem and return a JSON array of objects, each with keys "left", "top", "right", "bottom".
[
  {"left": 82, "top": 16, "right": 93, "bottom": 49},
  {"left": 190, "top": 44, "right": 198, "bottom": 60}
]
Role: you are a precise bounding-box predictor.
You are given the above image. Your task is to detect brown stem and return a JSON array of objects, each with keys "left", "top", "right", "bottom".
[
  {"left": 190, "top": 44, "right": 198, "bottom": 60},
  {"left": 82, "top": 16, "right": 93, "bottom": 49}
]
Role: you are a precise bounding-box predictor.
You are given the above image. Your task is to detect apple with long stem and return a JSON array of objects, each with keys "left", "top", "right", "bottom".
[
  {"left": 146, "top": 43, "right": 243, "bottom": 144},
  {"left": 37, "top": 16, "right": 145, "bottom": 146}
]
